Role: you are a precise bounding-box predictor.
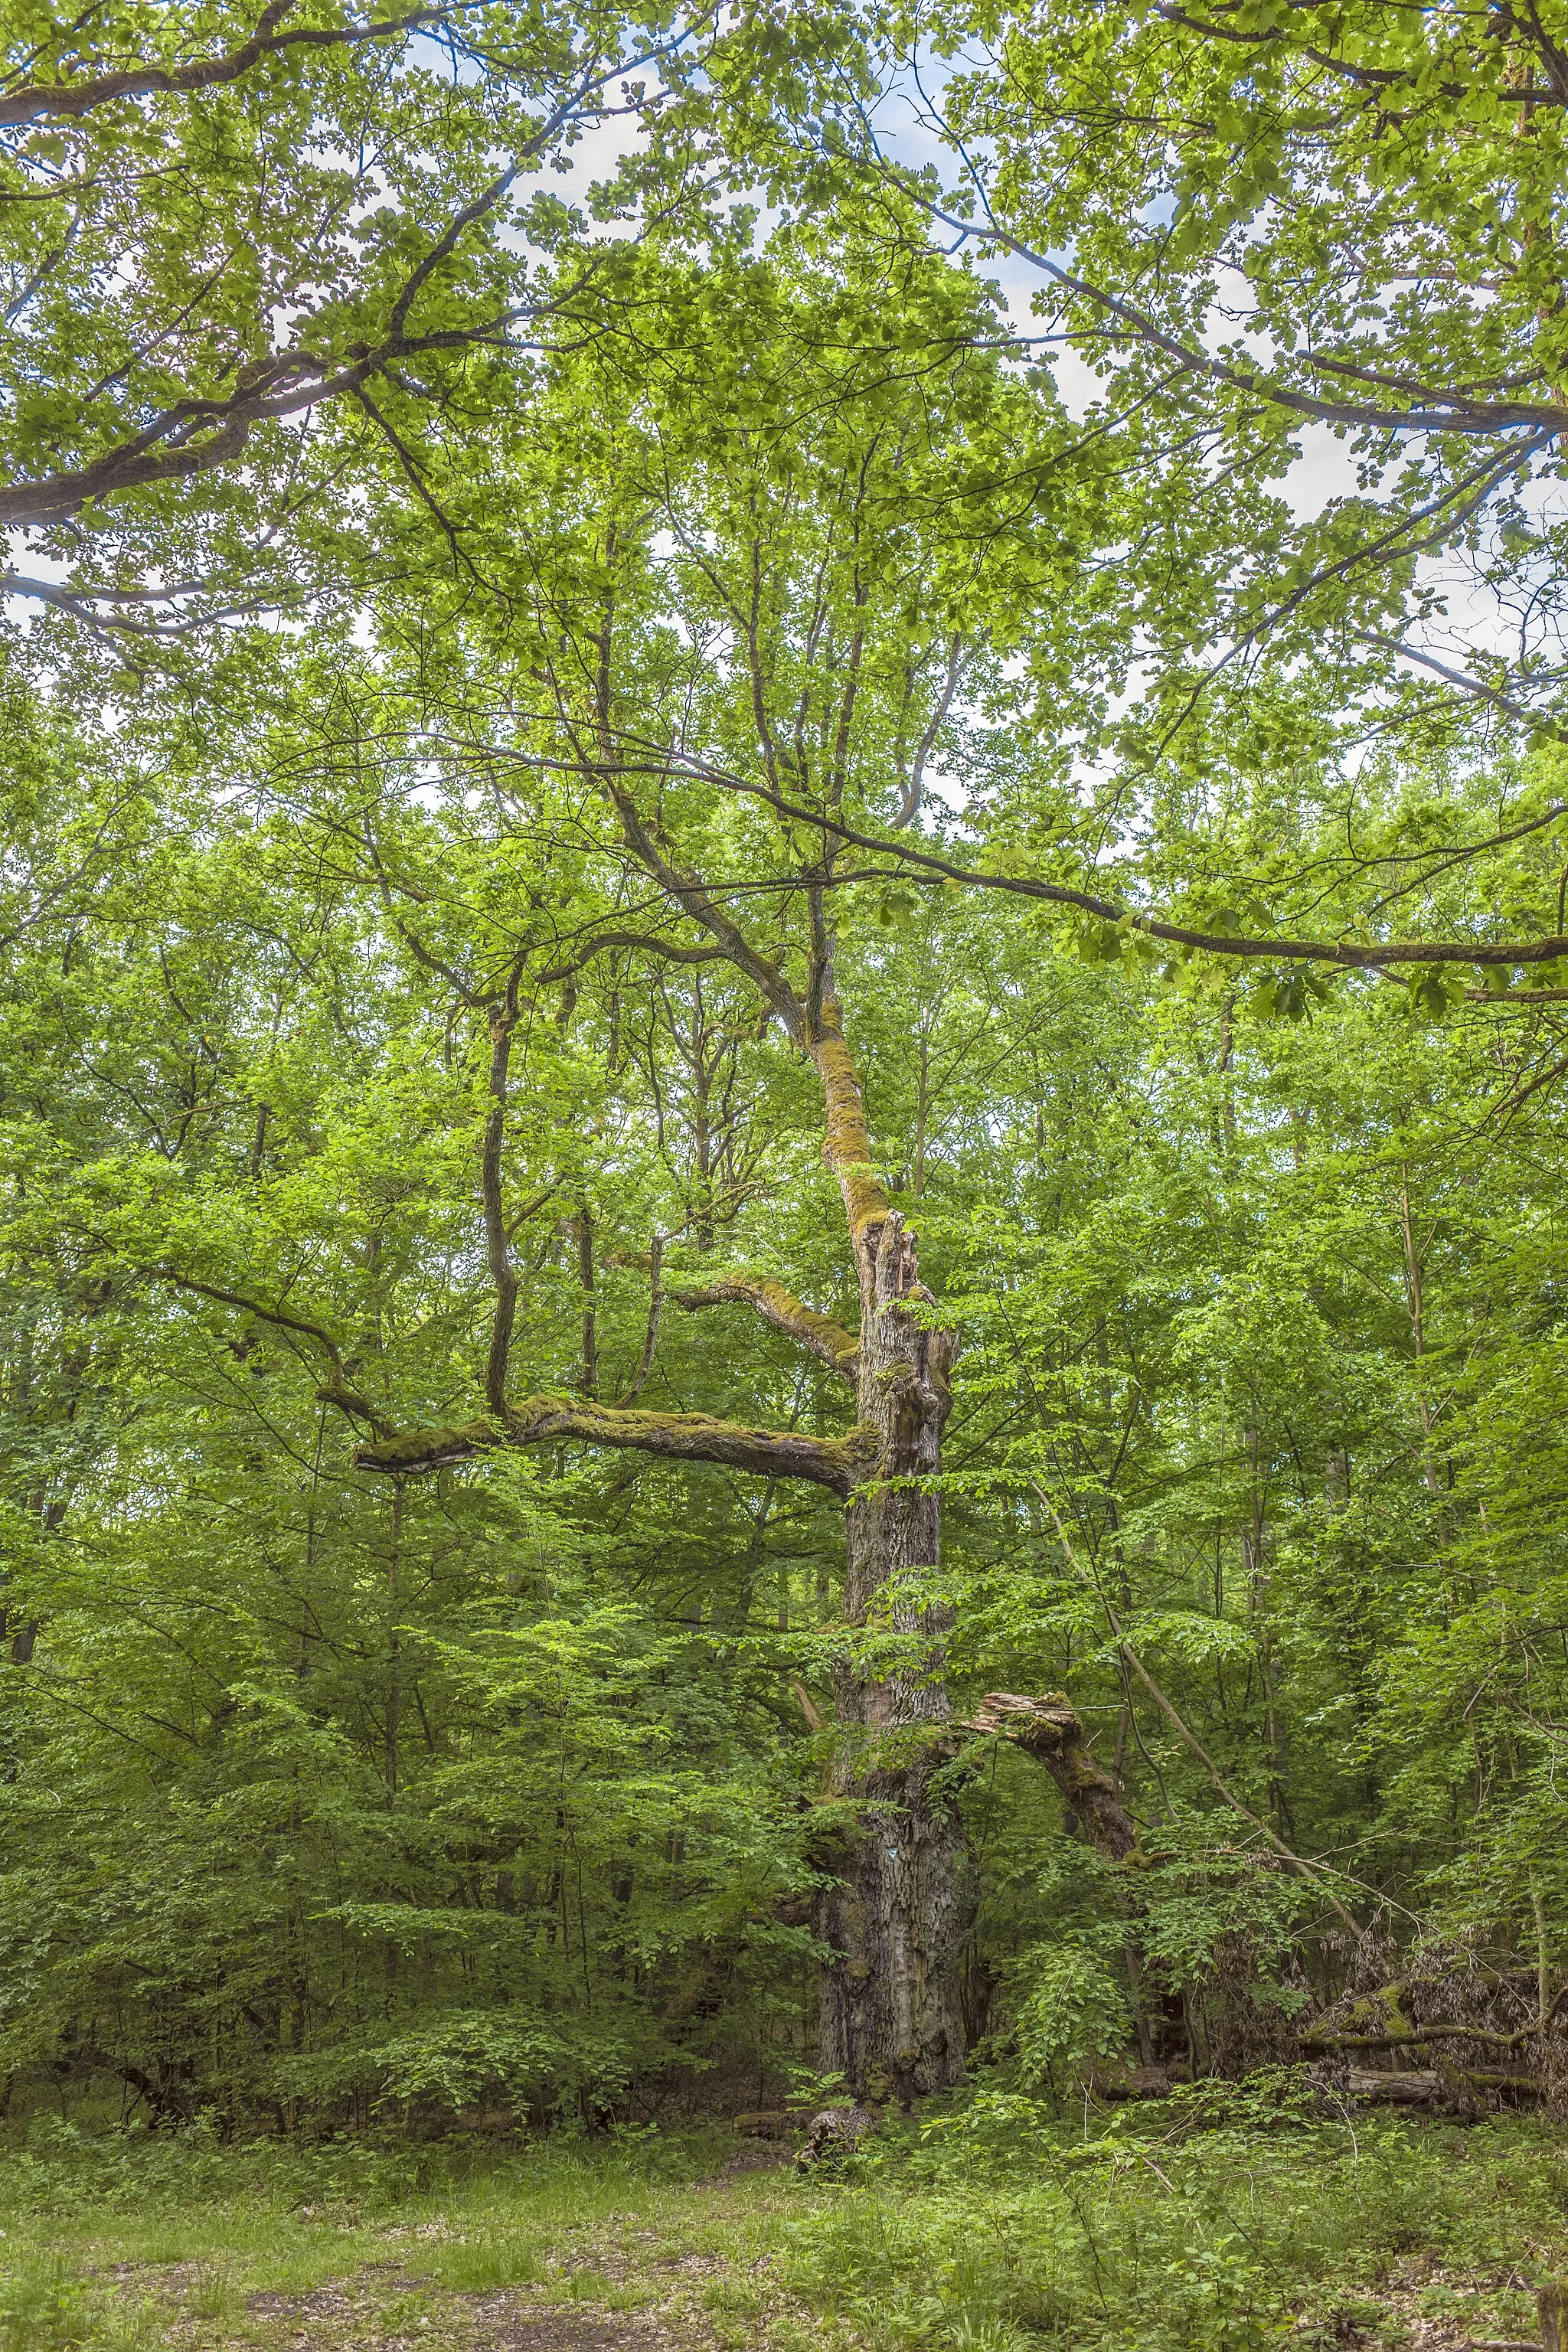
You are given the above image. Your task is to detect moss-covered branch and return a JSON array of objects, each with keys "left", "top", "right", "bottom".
[
  {"left": 812, "top": 1024, "right": 891, "bottom": 1246},
  {"left": 356, "top": 1396, "right": 876, "bottom": 1492},
  {"left": 669, "top": 1276, "right": 860, "bottom": 1383}
]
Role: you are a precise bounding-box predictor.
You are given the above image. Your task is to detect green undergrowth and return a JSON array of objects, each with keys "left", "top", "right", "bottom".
[
  {"left": 782, "top": 2081, "right": 1568, "bottom": 2350},
  {"left": 2, "top": 2091, "right": 1567, "bottom": 2351}
]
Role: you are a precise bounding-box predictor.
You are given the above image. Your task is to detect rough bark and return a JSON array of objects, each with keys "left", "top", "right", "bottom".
[
  {"left": 1541, "top": 2280, "right": 1568, "bottom": 2352},
  {"left": 797, "top": 2103, "right": 878, "bottom": 2164},
  {"left": 356, "top": 1004, "right": 972, "bottom": 2094},
  {"left": 1310, "top": 2063, "right": 1476, "bottom": 2106},
  {"left": 808, "top": 1001, "right": 972, "bottom": 2105}
]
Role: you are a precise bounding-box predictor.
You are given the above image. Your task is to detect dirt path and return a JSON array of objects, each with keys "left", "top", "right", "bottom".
[{"left": 116, "top": 2150, "right": 837, "bottom": 2352}]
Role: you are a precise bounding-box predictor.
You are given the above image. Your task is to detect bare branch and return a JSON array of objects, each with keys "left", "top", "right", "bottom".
[
  {"left": 616, "top": 1233, "right": 662, "bottom": 1405},
  {"left": 151, "top": 1268, "right": 388, "bottom": 1431},
  {"left": 0, "top": 0, "right": 443, "bottom": 128},
  {"left": 895, "top": 635, "right": 966, "bottom": 829},
  {"left": 480, "top": 999, "right": 519, "bottom": 1416},
  {"left": 534, "top": 929, "right": 736, "bottom": 983},
  {"left": 639, "top": 737, "right": 1568, "bottom": 972},
  {"left": 1357, "top": 632, "right": 1568, "bottom": 738},
  {"left": 593, "top": 769, "right": 805, "bottom": 1037},
  {"left": 966, "top": 1691, "right": 1144, "bottom": 1863},
  {"left": 913, "top": 189, "right": 1567, "bottom": 438}
]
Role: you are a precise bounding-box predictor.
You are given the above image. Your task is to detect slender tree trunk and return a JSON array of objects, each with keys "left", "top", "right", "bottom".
[{"left": 385, "top": 1476, "right": 403, "bottom": 1805}]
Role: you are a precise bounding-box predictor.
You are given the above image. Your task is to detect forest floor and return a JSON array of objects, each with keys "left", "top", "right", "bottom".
[
  {"left": 0, "top": 2133, "right": 837, "bottom": 2352},
  {"left": 4, "top": 2103, "right": 1568, "bottom": 2352}
]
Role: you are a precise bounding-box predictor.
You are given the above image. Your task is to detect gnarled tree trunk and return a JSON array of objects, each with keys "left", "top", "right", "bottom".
[
  {"left": 818, "top": 1197, "right": 971, "bottom": 2102},
  {"left": 786, "top": 995, "right": 969, "bottom": 2099}
]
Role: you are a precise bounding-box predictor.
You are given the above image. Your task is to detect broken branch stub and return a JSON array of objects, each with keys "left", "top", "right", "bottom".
[{"left": 966, "top": 1692, "right": 1144, "bottom": 1864}]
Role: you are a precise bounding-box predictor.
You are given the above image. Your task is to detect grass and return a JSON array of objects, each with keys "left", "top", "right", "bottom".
[
  {"left": 0, "top": 2120, "right": 808, "bottom": 2352},
  {"left": 1, "top": 2086, "right": 1566, "bottom": 2350}
]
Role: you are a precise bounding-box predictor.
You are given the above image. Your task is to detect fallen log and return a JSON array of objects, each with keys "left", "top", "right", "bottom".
[
  {"left": 1301, "top": 2022, "right": 1529, "bottom": 2053},
  {"left": 1338, "top": 2067, "right": 1445, "bottom": 2105},
  {"left": 1308, "top": 2060, "right": 1543, "bottom": 2108}
]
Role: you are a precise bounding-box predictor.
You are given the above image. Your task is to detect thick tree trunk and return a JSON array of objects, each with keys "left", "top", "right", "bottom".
[{"left": 815, "top": 1138, "right": 972, "bottom": 2099}]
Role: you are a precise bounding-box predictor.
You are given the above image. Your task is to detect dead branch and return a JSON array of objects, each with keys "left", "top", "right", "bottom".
[{"left": 966, "top": 1691, "right": 1144, "bottom": 1864}]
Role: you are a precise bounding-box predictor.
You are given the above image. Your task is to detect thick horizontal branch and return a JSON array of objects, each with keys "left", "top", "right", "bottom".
[
  {"left": 533, "top": 929, "right": 736, "bottom": 985},
  {"left": 0, "top": 567, "right": 292, "bottom": 634},
  {"left": 356, "top": 1396, "right": 876, "bottom": 1492},
  {"left": 0, "top": 324, "right": 500, "bottom": 531},
  {"left": 0, "top": 0, "right": 442, "bottom": 127},
  {"left": 1308, "top": 2061, "right": 1544, "bottom": 2107},
  {"left": 669, "top": 1276, "right": 860, "bottom": 1383},
  {"left": 1300, "top": 2022, "right": 1529, "bottom": 2052}
]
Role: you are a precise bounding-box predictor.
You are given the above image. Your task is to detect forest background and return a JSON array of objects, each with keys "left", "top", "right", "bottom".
[{"left": 3, "top": 0, "right": 1568, "bottom": 2145}]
